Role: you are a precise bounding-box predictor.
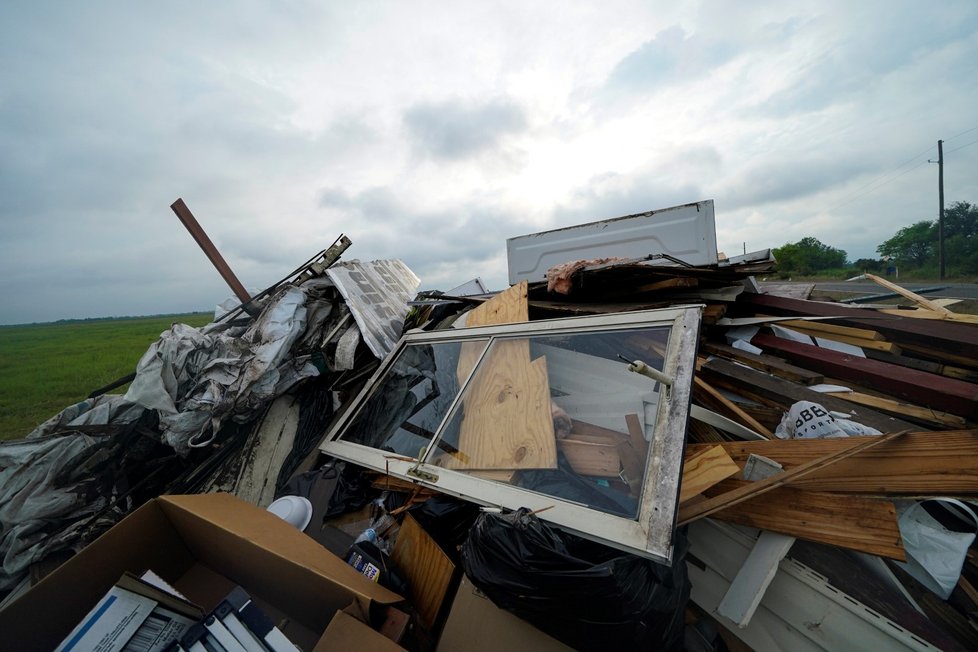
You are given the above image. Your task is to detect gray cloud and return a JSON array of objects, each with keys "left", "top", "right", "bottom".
[
  {"left": 603, "top": 25, "right": 736, "bottom": 96},
  {"left": 403, "top": 98, "right": 527, "bottom": 161}
]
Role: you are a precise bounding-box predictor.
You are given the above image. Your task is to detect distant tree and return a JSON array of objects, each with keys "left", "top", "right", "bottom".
[
  {"left": 773, "top": 236, "right": 848, "bottom": 275},
  {"left": 851, "top": 258, "right": 883, "bottom": 272},
  {"left": 943, "top": 201, "right": 978, "bottom": 274},
  {"left": 876, "top": 220, "right": 936, "bottom": 267}
]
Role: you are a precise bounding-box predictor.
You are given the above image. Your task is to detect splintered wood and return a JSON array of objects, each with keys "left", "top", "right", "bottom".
[{"left": 679, "top": 445, "right": 741, "bottom": 504}]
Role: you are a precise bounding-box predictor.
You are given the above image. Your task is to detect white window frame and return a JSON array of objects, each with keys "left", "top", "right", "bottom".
[{"left": 320, "top": 305, "right": 701, "bottom": 564}]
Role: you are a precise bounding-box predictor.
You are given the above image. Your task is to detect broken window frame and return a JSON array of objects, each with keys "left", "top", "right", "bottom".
[{"left": 321, "top": 305, "right": 701, "bottom": 563}]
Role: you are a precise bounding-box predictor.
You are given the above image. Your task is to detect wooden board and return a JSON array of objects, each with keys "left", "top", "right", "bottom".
[
  {"left": 699, "top": 357, "right": 919, "bottom": 433},
  {"left": 824, "top": 390, "right": 969, "bottom": 428},
  {"left": 679, "top": 445, "right": 740, "bottom": 504},
  {"left": 767, "top": 318, "right": 884, "bottom": 341},
  {"left": 465, "top": 280, "right": 528, "bottom": 327},
  {"left": 557, "top": 439, "right": 621, "bottom": 476},
  {"left": 391, "top": 514, "right": 456, "bottom": 632},
  {"left": 864, "top": 273, "right": 951, "bottom": 313},
  {"left": 716, "top": 531, "right": 795, "bottom": 628},
  {"left": 753, "top": 334, "right": 978, "bottom": 419},
  {"left": 707, "top": 481, "right": 905, "bottom": 560},
  {"left": 449, "top": 347, "right": 557, "bottom": 470},
  {"left": 687, "top": 430, "right": 978, "bottom": 495},
  {"left": 739, "top": 293, "right": 978, "bottom": 360},
  {"left": 877, "top": 307, "right": 978, "bottom": 325},
  {"left": 700, "top": 341, "right": 824, "bottom": 385},
  {"left": 677, "top": 430, "right": 907, "bottom": 524},
  {"left": 773, "top": 328, "right": 902, "bottom": 354},
  {"left": 693, "top": 375, "right": 774, "bottom": 438}
]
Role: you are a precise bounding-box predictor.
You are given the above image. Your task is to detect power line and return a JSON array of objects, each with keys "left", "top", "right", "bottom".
[
  {"left": 945, "top": 137, "right": 978, "bottom": 154},
  {"left": 945, "top": 125, "right": 978, "bottom": 142},
  {"left": 825, "top": 144, "right": 934, "bottom": 212}
]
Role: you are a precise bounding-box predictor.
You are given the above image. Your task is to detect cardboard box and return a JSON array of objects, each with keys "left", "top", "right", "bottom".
[
  {"left": 0, "top": 493, "right": 402, "bottom": 651},
  {"left": 438, "top": 576, "right": 572, "bottom": 652},
  {"left": 315, "top": 610, "right": 405, "bottom": 651}
]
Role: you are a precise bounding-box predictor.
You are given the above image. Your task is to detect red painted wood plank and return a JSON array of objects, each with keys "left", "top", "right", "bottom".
[
  {"left": 740, "top": 293, "right": 978, "bottom": 360},
  {"left": 753, "top": 334, "right": 978, "bottom": 419}
]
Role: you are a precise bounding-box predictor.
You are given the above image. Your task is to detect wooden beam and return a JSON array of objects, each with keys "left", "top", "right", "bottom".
[
  {"left": 739, "top": 293, "right": 978, "bottom": 360},
  {"left": 877, "top": 307, "right": 978, "bottom": 325},
  {"left": 686, "top": 430, "right": 978, "bottom": 495},
  {"left": 753, "top": 334, "right": 978, "bottom": 419},
  {"left": 700, "top": 341, "right": 823, "bottom": 385},
  {"left": 693, "top": 376, "right": 774, "bottom": 438},
  {"left": 769, "top": 318, "right": 884, "bottom": 341},
  {"left": 677, "top": 430, "right": 907, "bottom": 524},
  {"left": 699, "top": 357, "right": 920, "bottom": 433},
  {"left": 769, "top": 328, "right": 902, "bottom": 354},
  {"left": 824, "top": 391, "right": 969, "bottom": 428},
  {"left": 864, "top": 273, "right": 952, "bottom": 313}
]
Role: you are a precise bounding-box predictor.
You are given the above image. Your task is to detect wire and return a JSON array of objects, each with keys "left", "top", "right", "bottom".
[
  {"left": 945, "top": 137, "right": 978, "bottom": 154},
  {"left": 945, "top": 125, "right": 978, "bottom": 142},
  {"left": 824, "top": 145, "right": 935, "bottom": 212}
]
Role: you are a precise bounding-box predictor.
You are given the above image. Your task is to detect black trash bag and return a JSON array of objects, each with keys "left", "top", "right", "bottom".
[
  {"left": 407, "top": 495, "right": 481, "bottom": 560},
  {"left": 461, "top": 508, "right": 689, "bottom": 651}
]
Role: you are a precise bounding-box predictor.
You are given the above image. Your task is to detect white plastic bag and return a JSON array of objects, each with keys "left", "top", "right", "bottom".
[
  {"left": 894, "top": 498, "right": 978, "bottom": 599},
  {"left": 773, "top": 401, "right": 881, "bottom": 439}
]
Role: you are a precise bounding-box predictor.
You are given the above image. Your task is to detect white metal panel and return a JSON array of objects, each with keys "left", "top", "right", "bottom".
[{"left": 506, "top": 200, "right": 718, "bottom": 285}]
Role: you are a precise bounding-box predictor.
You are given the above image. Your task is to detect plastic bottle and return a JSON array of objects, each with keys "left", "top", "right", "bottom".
[{"left": 354, "top": 527, "right": 378, "bottom": 545}]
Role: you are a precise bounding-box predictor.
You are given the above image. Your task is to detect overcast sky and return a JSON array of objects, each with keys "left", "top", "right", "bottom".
[{"left": 1, "top": 1, "right": 976, "bottom": 324}]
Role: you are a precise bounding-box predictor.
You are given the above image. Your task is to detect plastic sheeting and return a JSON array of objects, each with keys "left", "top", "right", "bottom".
[
  {"left": 125, "top": 284, "right": 323, "bottom": 451},
  {"left": 0, "top": 434, "right": 100, "bottom": 590}
]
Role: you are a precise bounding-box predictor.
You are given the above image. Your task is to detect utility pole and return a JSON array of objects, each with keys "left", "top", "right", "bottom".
[{"left": 938, "top": 139, "right": 945, "bottom": 280}]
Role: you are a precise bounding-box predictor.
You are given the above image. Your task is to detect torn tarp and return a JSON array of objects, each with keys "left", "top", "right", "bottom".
[{"left": 124, "top": 283, "right": 327, "bottom": 451}]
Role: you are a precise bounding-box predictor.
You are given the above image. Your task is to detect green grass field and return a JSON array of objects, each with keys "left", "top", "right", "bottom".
[{"left": 0, "top": 313, "right": 212, "bottom": 440}]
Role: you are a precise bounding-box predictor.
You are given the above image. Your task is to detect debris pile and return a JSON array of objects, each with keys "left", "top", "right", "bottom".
[{"left": 2, "top": 199, "right": 977, "bottom": 651}]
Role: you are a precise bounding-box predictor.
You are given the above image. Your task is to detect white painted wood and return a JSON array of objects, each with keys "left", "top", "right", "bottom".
[{"left": 717, "top": 531, "right": 796, "bottom": 627}]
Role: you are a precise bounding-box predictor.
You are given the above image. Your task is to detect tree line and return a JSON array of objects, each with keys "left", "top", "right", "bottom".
[{"left": 772, "top": 200, "right": 978, "bottom": 277}]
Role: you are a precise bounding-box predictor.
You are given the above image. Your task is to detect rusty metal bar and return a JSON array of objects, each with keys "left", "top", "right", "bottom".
[{"left": 170, "top": 198, "right": 252, "bottom": 305}]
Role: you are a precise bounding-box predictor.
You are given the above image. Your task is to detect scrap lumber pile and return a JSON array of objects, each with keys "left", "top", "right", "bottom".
[{"left": 486, "top": 256, "right": 978, "bottom": 650}]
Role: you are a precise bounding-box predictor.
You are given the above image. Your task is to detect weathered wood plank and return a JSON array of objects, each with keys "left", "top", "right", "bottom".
[
  {"left": 707, "top": 482, "right": 906, "bottom": 560},
  {"left": 687, "top": 430, "right": 978, "bottom": 495},
  {"left": 677, "top": 430, "right": 907, "bottom": 524},
  {"left": 864, "top": 273, "right": 952, "bottom": 313},
  {"left": 753, "top": 334, "right": 978, "bottom": 419},
  {"left": 679, "top": 445, "right": 740, "bottom": 504},
  {"left": 391, "top": 514, "right": 456, "bottom": 631}
]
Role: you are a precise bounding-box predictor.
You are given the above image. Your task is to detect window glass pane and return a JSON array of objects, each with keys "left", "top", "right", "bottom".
[
  {"left": 428, "top": 326, "right": 671, "bottom": 518},
  {"left": 339, "top": 339, "right": 488, "bottom": 456}
]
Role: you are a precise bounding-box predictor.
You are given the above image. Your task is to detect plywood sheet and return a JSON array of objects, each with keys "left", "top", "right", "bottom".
[{"left": 449, "top": 348, "right": 557, "bottom": 470}]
